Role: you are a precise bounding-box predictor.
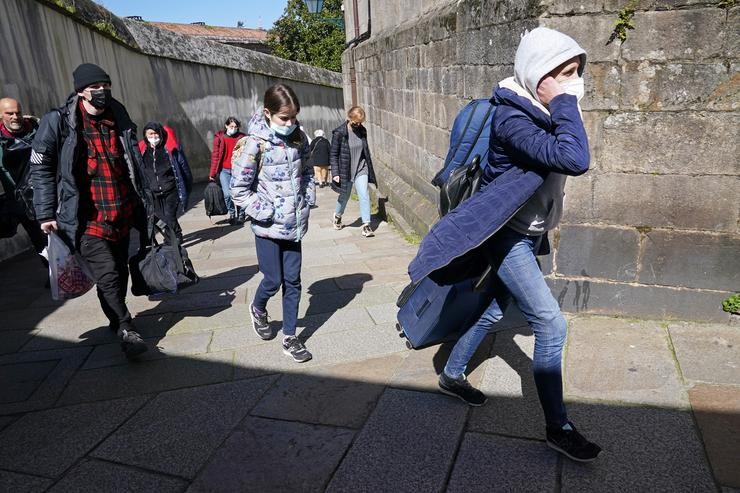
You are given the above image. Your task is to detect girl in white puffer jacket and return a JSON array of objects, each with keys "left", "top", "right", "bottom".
[{"left": 231, "top": 84, "right": 315, "bottom": 363}]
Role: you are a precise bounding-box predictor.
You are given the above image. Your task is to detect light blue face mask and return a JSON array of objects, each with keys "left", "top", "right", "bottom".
[{"left": 270, "top": 122, "right": 297, "bottom": 136}]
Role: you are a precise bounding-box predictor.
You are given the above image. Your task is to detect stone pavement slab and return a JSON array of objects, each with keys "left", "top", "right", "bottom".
[
  {"left": 92, "top": 377, "right": 277, "bottom": 479},
  {"left": 250, "top": 353, "right": 406, "bottom": 428},
  {"left": 233, "top": 323, "right": 406, "bottom": 379},
  {"left": 469, "top": 330, "right": 543, "bottom": 440},
  {"left": 447, "top": 433, "right": 557, "bottom": 492},
  {"left": 189, "top": 417, "right": 355, "bottom": 493},
  {"left": 669, "top": 321, "right": 740, "bottom": 385},
  {"left": 49, "top": 459, "right": 187, "bottom": 493},
  {"left": 689, "top": 384, "right": 740, "bottom": 489},
  {"left": 56, "top": 351, "right": 235, "bottom": 406},
  {"left": 0, "top": 470, "right": 52, "bottom": 493},
  {"left": 560, "top": 402, "right": 715, "bottom": 491},
  {"left": 564, "top": 316, "right": 688, "bottom": 408},
  {"left": 80, "top": 330, "right": 214, "bottom": 370},
  {"left": 0, "top": 347, "right": 91, "bottom": 414},
  {"left": 326, "top": 388, "right": 467, "bottom": 492},
  {"left": 0, "top": 396, "right": 149, "bottom": 477}
]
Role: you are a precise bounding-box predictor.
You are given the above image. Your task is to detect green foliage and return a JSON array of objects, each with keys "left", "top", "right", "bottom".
[
  {"left": 403, "top": 232, "right": 422, "bottom": 245},
  {"left": 52, "top": 0, "right": 76, "bottom": 13},
  {"left": 267, "top": 0, "right": 345, "bottom": 72},
  {"left": 722, "top": 293, "right": 740, "bottom": 314},
  {"left": 607, "top": 0, "right": 638, "bottom": 45},
  {"left": 93, "top": 20, "right": 123, "bottom": 41}
]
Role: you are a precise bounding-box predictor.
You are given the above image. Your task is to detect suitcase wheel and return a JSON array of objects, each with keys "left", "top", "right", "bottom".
[
  {"left": 395, "top": 322, "right": 402, "bottom": 332},
  {"left": 405, "top": 340, "right": 414, "bottom": 350}
]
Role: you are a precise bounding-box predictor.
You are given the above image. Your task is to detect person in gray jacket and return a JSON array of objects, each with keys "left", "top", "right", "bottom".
[{"left": 231, "top": 84, "right": 315, "bottom": 363}]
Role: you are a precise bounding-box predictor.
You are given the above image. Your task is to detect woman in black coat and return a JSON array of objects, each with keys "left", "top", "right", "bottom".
[{"left": 330, "top": 106, "right": 377, "bottom": 237}]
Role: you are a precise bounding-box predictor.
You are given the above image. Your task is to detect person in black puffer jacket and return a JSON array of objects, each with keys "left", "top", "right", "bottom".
[{"left": 139, "top": 122, "right": 190, "bottom": 241}]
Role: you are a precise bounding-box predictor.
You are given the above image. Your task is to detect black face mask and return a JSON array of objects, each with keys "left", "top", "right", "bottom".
[
  {"left": 88, "top": 88, "right": 112, "bottom": 110},
  {"left": 350, "top": 122, "right": 361, "bottom": 130}
]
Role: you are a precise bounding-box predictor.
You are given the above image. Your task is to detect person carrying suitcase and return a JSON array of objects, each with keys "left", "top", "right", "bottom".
[{"left": 408, "top": 27, "right": 601, "bottom": 462}]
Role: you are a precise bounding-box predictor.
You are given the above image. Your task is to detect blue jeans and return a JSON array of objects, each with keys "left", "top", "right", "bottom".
[
  {"left": 253, "top": 236, "right": 302, "bottom": 337},
  {"left": 444, "top": 227, "right": 568, "bottom": 428},
  {"left": 335, "top": 173, "right": 371, "bottom": 225},
  {"left": 219, "top": 169, "right": 235, "bottom": 215}
]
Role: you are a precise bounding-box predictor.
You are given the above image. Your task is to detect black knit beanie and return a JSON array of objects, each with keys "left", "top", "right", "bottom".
[{"left": 73, "top": 63, "right": 111, "bottom": 92}]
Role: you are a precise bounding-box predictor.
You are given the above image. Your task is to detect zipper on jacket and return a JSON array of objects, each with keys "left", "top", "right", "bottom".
[{"left": 289, "top": 147, "right": 302, "bottom": 242}]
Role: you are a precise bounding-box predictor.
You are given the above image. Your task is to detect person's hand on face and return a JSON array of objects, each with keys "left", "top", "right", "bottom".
[{"left": 537, "top": 56, "right": 581, "bottom": 106}]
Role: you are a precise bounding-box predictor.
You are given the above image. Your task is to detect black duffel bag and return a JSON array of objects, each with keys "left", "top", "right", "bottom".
[{"left": 129, "top": 223, "right": 199, "bottom": 296}]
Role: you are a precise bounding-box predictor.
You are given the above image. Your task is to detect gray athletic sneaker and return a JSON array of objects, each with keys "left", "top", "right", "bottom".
[
  {"left": 282, "top": 336, "right": 312, "bottom": 363},
  {"left": 250, "top": 304, "right": 272, "bottom": 340}
]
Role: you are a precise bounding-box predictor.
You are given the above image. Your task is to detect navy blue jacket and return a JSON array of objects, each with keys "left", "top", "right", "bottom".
[{"left": 408, "top": 88, "right": 589, "bottom": 283}]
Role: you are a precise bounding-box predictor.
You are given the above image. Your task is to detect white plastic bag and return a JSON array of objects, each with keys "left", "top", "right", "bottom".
[{"left": 47, "top": 232, "right": 94, "bottom": 301}]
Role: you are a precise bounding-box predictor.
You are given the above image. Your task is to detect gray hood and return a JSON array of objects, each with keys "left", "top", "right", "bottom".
[{"left": 513, "top": 27, "right": 586, "bottom": 103}]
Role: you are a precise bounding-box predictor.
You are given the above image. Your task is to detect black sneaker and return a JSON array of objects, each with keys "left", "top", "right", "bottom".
[
  {"left": 250, "top": 304, "right": 272, "bottom": 340},
  {"left": 228, "top": 213, "right": 237, "bottom": 225},
  {"left": 438, "top": 372, "right": 487, "bottom": 406},
  {"left": 236, "top": 211, "right": 246, "bottom": 224},
  {"left": 333, "top": 213, "right": 342, "bottom": 230},
  {"left": 282, "top": 336, "right": 312, "bottom": 363},
  {"left": 546, "top": 422, "right": 602, "bottom": 462},
  {"left": 361, "top": 224, "right": 374, "bottom": 237},
  {"left": 118, "top": 326, "right": 148, "bottom": 359}
]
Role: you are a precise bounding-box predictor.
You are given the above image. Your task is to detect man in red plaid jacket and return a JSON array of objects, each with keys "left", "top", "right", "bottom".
[{"left": 31, "top": 63, "right": 150, "bottom": 359}]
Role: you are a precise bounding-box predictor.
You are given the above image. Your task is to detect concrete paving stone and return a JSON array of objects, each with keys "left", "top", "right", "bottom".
[
  {"left": 175, "top": 270, "right": 256, "bottom": 296},
  {"left": 326, "top": 388, "right": 467, "bottom": 492},
  {"left": 447, "top": 433, "right": 557, "bottom": 492},
  {"left": 390, "top": 334, "right": 493, "bottom": 393},
  {"left": 297, "top": 306, "right": 379, "bottom": 337},
  {"left": 0, "top": 416, "right": 16, "bottom": 432},
  {"left": 250, "top": 353, "right": 406, "bottom": 428},
  {"left": 469, "top": 330, "right": 544, "bottom": 440},
  {"left": 564, "top": 316, "right": 687, "bottom": 408},
  {"left": 0, "top": 308, "right": 49, "bottom": 331},
  {"left": 208, "top": 325, "right": 276, "bottom": 352},
  {"left": 233, "top": 323, "right": 407, "bottom": 380},
  {"left": 561, "top": 402, "right": 716, "bottom": 491},
  {"left": 49, "top": 459, "right": 187, "bottom": 493},
  {"left": 32, "top": 303, "right": 111, "bottom": 331},
  {"left": 189, "top": 417, "right": 355, "bottom": 493},
  {"left": 165, "top": 304, "right": 251, "bottom": 334},
  {"left": 92, "top": 376, "right": 277, "bottom": 479},
  {"left": 81, "top": 331, "right": 214, "bottom": 370},
  {"left": 57, "top": 351, "right": 236, "bottom": 406},
  {"left": 300, "top": 251, "right": 347, "bottom": 268},
  {"left": 302, "top": 285, "right": 400, "bottom": 316},
  {"left": 21, "top": 313, "right": 175, "bottom": 353},
  {"left": 669, "top": 322, "right": 740, "bottom": 385},
  {"left": 0, "top": 396, "right": 149, "bottom": 477},
  {"left": 127, "top": 289, "right": 240, "bottom": 316},
  {"left": 689, "top": 384, "right": 740, "bottom": 489},
  {"left": 334, "top": 269, "right": 410, "bottom": 289},
  {"left": 0, "top": 360, "right": 58, "bottom": 404},
  {"left": 0, "top": 470, "right": 52, "bottom": 492},
  {"left": 0, "top": 347, "right": 91, "bottom": 415},
  {"left": 0, "top": 330, "right": 35, "bottom": 355},
  {"left": 303, "top": 275, "right": 342, "bottom": 294},
  {"left": 365, "top": 302, "right": 399, "bottom": 324},
  {"left": 301, "top": 260, "right": 373, "bottom": 280}
]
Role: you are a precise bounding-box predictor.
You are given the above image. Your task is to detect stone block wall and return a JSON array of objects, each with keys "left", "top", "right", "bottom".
[
  {"left": 344, "top": 0, "right": 739, "bottom": 321},
  {"left": 0, "top": 0, "right": 344, "bottom": 261}
]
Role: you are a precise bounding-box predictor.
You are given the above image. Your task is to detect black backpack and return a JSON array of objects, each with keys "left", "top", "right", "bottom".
[{"left": 204, "top": 181, "right": 227, "bottom": 217}]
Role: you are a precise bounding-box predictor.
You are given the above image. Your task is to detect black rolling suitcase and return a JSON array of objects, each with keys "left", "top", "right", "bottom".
[{"left": 395, "top": 275, "right": 494, "bottom": 349}]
